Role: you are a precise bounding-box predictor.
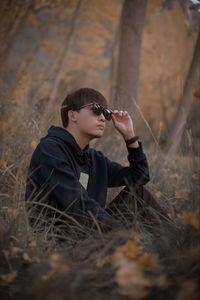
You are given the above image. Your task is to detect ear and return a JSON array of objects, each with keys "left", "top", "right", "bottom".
[{"left": 68, "top": 110, "right": 78, "bottom": 123}]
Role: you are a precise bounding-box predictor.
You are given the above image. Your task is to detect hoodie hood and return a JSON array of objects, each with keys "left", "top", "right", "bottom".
[{"left": 42, "top": 126, "right": 91, "bottom": 166}]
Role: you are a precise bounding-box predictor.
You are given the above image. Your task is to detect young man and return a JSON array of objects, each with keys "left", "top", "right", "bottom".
[{"left": 25, "top": 88, "right": 169, "bottom": 231}]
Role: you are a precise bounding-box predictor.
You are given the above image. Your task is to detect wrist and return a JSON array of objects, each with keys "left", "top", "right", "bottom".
[
  {"left": 125, "top": 136, "right": 139, "bottom": 147},
  {"left": 123, "top": 131, "right": 135, "bottom": 140}
]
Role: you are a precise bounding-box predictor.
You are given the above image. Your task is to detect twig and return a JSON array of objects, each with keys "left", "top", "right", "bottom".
[
  {"left": 26, "top": 200, "right": 84, "bottom": 229},
  {"left": 88, "top": 210, "right": 104, "bottom": 242},
  {"left": 131, "top": 96, "right": 161, "bottom": 150}
]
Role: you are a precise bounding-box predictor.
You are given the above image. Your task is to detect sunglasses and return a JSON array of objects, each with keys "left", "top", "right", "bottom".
[{"left": 74, "top": 103, "right": 112, "bottom": 121}]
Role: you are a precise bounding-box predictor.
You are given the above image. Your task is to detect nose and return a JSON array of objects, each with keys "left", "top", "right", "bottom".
[{"left": 98, "top": 113, "right": 106, "bottom": 122}]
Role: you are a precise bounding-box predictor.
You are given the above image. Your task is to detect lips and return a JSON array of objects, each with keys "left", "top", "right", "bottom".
[{"left": 97, "top": 125, "right": 105, "bottom": 130}]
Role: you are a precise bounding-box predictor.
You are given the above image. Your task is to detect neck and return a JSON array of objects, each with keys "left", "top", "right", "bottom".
[{"left": 65, "top": 127, "right": 91, "bottom": 150}]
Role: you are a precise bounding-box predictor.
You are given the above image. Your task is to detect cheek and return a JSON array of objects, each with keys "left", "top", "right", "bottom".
[
  {"left": 82, "top": 112, "right": 97, "bottom": 124},
  {"left": 79, "top": 115, "right": 95, "bottom": 129}
]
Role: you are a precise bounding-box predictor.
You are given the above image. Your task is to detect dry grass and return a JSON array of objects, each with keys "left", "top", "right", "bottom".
[{"left": 0, "top": 123, "right": 200, "bottom": 300}]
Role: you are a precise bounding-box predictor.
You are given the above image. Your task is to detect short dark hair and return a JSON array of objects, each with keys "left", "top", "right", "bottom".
[{"left": 61, "top": 88, "right": 108, "bottom": 128}]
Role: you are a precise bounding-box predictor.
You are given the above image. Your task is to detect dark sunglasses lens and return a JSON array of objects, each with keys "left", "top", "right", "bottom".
[
  {"left": 103, "top": 109, "right": 112, "bottom": 120},
  {"left": 92, "top": 104, "right": 112, "bottom": 120},
  {"left": 92, "top": 104, "right": 102, "bottom": 115}
]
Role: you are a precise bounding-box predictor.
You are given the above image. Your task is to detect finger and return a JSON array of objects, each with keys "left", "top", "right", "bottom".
[
  {"left": 112, "top": 110, "right": 122, "bottom": 117},
  {"left": 124, "top": 111, "right": 129, "bottom": 117},
  {"left": 112, "top": 110, "right": 119, "bottom": 114},
  {"left": 122, "top": 111, "right": 128, "bottom": 117}
]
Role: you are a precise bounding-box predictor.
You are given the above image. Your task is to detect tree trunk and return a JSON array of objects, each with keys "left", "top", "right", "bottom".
[
  {"left": 0, "top": 0, "right": 33, "bottom": 66},
  {"left": 114, "top": 0, "right": 147, "bottom": 123},
  {"left": 166, "top": 32, "right": 200, "bottom": 155},
  {"left": 42, "top": 0, "right": 82, "bottom": 124}
]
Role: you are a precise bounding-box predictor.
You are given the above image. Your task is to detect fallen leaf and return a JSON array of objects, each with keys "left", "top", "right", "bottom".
[
  {"left": 23, "top": 252, "right": 31, "bottom": 262},
  {"left": 1, "top": 270, "right": 17, "bottom": 283},
  {"left": 175, "top": 190, "right": 188, "bottom": 199},
  {"left": 28, "top": 13, "right": 39, "bottom": 28},
  {"left": 115, "top": 261, "right": 153, "bottom": 299},
  {"left": 48, "top": 253, "right": 71, "bottom": 275},
  {"left": 2, "top": 249, "right": 10, "bottom": 260},
  {"left": 192, "top": 173, "right": 199, "bottom": 181},
  {"left": 169, "top": 173, "right": 180, "bottom": 180},
  {"left": 155, "top": 275, "right": 169, "bottom": 287},
  {"left": 137, "top": 253, "right": 158, "bottom": 271},
  {"left": 0, "top": 159, "right": 7, "bottom": 168},
  {"left": 0, "top": 121, "right": 8, "bottom": 130},
  {"left": 7, "top": 208, "right": 20, "bottom": 220},
  {"left": 41, "top": 270, "right": 55, "bottom": 281},
  {"left": 111, "top": 240, "right": 142, "bottom": 268},
  {"left": 11, "top": 247, "right": 23, "bottom": 257},
  {"left": 184, "top": 213, "right": 200, "bottom": 229},
  {"left": 96, "top": 255, "right": 110, "bottom": 268},
  {"left": 183, "top": 182, "right": 190, "bottom": 189},
  {"left": 28, "top": 237, "right": 37, "bottom": 249},
  {"left": 155, "top": 191, "right": 162, "bottom": 198},
  {"left": 33, "top": 256, "right": 40, "bottom": 263},
  {"left": 150, "top": 183, "right": 159, "bottom": 190},
  {"left": 31, "top": 140, "right": 37, "bottom": 150}
]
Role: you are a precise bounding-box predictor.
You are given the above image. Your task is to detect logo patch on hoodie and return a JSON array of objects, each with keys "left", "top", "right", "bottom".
[{"left": 79, "top": 172, "right": 89, "bottom": 190}]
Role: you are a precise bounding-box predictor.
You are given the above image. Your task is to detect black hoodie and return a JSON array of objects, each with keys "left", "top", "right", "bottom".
[{"left": 25, "top": 126, "right": 150, "bottom": 222}]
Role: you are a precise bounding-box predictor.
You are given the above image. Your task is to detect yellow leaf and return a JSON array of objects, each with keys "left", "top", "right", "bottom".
[
  {"left": 155, "top": 191, "right": 162, "bottom": 198},
  {"left": 184, "top": 213, "right": 200, "bottom": 229},
  {"left": 48, "top": 253, "right": 71, "bottom": 275},
  {"left": 28, "top": 237, "right": 37, "bottom": 249},
  {"left": 23, "top": 252, "right": 31, "bottom": 261},
  {"left": 137, "top": 253, "right": 157, "bottom": 271},
  {"left": 175, "top": 190, "right": 188, "bottom": 199},
  {"left": 155, "top": 275, "right": 169, "bottom": 287},
  {"left": 0, "top": 159, "right": 7, "bottom": 168},
  {"left": 31, "top": 140, "right": 37, "bottom": 150},
  {"left": 28, "top": 13, "right": 39, "bottom": 28},
  {"left": 2, "top": 249, "right": 10, "bottom": 260},
  {"left": 96, "top": 255, "right": 110, "bottom": 268},
  {"left": 7, "top": 208, "right": 20, "bottom": 220},
  {"left": 11, "top": 247, "right": 23, "bottom": 257},
  {"left": 169, "top": 173, "right": 180, "bottom": 180},
  {"left": 111, "top": 240, "right": 142, "bottom": 268},
  {"left": 150, "top": 183, "right": 159, "bottom": 190},
  {"left": 1, "top": 270, "right": 17, "bottom": 283},
  {"left": 0, "top": 121, "right": 8, "bottom": 130},
  {"left": 192, "top": 173, "right": 199, "bottom": 181},
  {"left": 115, "top": 261, "right": 152, "bottom": 298},
  {"left": 34, "top": 256, "right": 40, "bottom": 263},
  {"left": 49, "top": 253, "right": 62, "bottom": 269},
  {"left": 109, "top": 242, "right": 157, "bottom": 298},
  {"left": 183, "top": 182, "right": 189, "bottom": 189}
]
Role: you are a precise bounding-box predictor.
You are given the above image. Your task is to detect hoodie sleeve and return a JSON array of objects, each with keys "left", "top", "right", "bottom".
[
  {"left": 106, "top": 142, "right": 150, "bottom": 187},
  {"left": 28, "top": 140, "right": 112, "bottom": 222}
]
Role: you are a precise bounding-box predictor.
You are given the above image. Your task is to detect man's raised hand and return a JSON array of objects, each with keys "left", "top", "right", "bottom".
[{"left": 111, "top": 110, "right": 135, "bottom": 140}]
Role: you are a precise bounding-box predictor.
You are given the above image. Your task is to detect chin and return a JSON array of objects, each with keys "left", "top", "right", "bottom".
[
  {"left": 93, "top": 134, "right": 103, "bottom": 139},
  {"left": 89, "top": 131, "right": 104, "bottom": 139}
]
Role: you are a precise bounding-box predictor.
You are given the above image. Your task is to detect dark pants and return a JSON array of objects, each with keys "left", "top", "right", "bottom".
[{"left": 105, "top": 186, "right": 170, "bottom": 225}]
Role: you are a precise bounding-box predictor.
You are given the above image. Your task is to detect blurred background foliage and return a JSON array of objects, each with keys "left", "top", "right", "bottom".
[{"left": 0, "top": 0, "right": 199, "bottom": 164}]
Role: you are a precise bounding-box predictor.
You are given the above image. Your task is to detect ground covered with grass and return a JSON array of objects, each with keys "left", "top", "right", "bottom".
[{"left": 0, "top": 141, "right": 199, "bottom": 300}]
